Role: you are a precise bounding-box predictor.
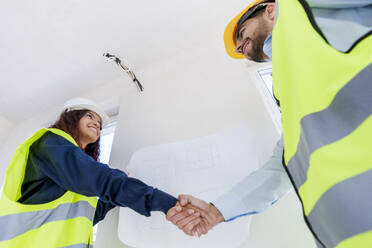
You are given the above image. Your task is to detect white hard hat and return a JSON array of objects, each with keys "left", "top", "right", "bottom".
[{"left": 62, "top": 98, "right": 111, "bottom": 127}]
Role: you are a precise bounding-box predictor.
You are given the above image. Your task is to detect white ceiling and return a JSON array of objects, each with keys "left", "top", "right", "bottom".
[{"left": 0, "top": 0, "right": 251, "bottom": 123}]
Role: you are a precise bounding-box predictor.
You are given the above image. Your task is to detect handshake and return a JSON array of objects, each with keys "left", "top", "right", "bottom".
[{"left": 166, "top": 194, "right": 225, "bottom": 237}]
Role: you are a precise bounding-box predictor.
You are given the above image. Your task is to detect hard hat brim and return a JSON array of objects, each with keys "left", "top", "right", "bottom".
[
  {"left": 62, "top": 98, "right": 111, "bottom": 127},
  {"left": 66, "top": 105, "right": 111, "bottom": 127}
]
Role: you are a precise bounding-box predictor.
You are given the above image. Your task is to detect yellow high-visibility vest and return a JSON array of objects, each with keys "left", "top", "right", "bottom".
[
  {"left": 273, "top": 0, "right": 372, "bottom": 247},
  {"left": 0, "top": 128, "right": 98, "bottom": 248}
]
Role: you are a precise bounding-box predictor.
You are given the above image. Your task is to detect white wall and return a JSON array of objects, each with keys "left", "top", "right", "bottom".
[
  {"left": 0, "top": 115, "right": 13, "bottom": 143},
  {"left": 95, "top": 43, "right": 315, "bottom": 248},
  {"left": 0, "top": 116, "right": 14, "bottom": 185}
]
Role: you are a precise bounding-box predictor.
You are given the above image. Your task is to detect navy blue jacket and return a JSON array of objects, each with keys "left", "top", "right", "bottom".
[{"left": 18, "top": 131, "right": 177, "bottom": 225}]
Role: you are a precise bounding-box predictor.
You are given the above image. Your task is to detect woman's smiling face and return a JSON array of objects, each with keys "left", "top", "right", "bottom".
[{"left": 78, "top": 111, "right": 102, "bottom": 147}]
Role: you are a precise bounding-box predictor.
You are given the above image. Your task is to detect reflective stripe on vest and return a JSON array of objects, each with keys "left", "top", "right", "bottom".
[
  {"left": 0, "top": 201, "right": 95, "bottom": 242},
  {"left": 273, "top": 0, "right": 372, "bottom": 247},
  {"left": 308, "top": 169, "right": 372, "bottom": 247},
  {"left": 287, "top": 64, "right": 372, "bottom": 189},
  {"left": 60, "top": 244, "right": 93, "bottom": 248},
  {"left": 0, "top": 128, "right": 97, "bottom": 248}
]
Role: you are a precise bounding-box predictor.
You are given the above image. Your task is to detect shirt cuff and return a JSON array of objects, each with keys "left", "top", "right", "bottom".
[
  {"left": 212, "top": 190, "right": 256, "bottom": 222},
  {"left": 151, "top": 189, "right": 178, "bottom": 215}
]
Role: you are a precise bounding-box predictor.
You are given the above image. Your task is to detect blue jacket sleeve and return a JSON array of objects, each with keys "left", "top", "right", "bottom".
[
  {"left": 93, "top": 200, "right": 116, "bottom": 225},
  {"left": 35, "top": 132, "right": 177, "bottom": 217}
]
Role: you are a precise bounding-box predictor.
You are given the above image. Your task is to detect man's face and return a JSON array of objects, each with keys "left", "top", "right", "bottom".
[{"left": 235, "top": 14, "right": 271, "bottom": 62}]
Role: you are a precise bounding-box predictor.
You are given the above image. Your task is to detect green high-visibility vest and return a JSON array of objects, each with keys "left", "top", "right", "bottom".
[
  {"left": 273, "top": 0, "right": 372, "bottom": 247},
  {"left": 0, "top": 128, "right": 98, "bottom": 248}
]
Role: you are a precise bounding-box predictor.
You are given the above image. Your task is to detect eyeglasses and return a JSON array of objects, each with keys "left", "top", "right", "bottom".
[{"left": 235, "top": 3, "right": 269, "bottom": 41}]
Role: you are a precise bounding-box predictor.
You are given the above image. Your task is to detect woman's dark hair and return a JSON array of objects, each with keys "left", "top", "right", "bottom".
[{"left": 49, "top": 109, "right": 100, "bottom": 161}]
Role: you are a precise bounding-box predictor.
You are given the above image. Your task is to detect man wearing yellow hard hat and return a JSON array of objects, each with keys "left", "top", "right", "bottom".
[
  {"left": 225, "top": 0, "right": 274, "bottom": 61},
  {"left": 168, "top": 1, "right": 372, "bottom": 247}
]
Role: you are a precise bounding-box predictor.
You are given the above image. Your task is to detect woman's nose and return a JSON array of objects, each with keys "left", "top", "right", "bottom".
[{"left": 93, "top": 120, "right": 100, "bottom": 128}]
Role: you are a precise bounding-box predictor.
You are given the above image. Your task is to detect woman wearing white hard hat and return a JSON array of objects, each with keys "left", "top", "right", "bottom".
[{"left": 0, "top": 98, "right": 194, "bottom": 248}]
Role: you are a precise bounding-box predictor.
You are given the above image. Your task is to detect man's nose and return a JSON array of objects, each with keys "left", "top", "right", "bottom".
[{"left": 235, "top": 40, "right": 243, "bottom": 54}]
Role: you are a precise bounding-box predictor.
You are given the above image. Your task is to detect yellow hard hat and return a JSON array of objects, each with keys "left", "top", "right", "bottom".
[{"left": 224, "top": 0, "right": 270, "bottom": 59}]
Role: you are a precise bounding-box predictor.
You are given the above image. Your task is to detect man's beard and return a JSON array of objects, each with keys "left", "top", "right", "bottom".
[{"left": 249, "top": 19, "right": 269, "bottom": 62}]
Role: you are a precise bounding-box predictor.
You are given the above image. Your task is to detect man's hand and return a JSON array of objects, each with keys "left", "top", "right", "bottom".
[
  {"left": 166, "top": 201, "right": 203, "bottom": 236},
  {"left": 166, "top": 194, "right": 224, "bottom": 237}
]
